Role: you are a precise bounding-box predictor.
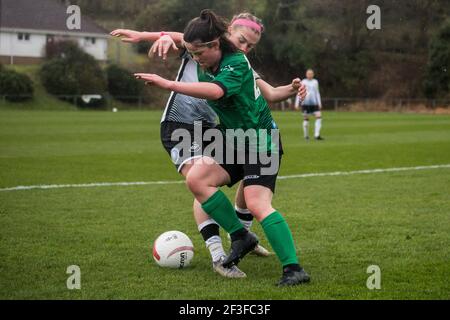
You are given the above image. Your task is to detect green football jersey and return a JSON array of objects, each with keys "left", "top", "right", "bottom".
[{"left": 197, "top": 52, "right": 278, "bottom": 153}]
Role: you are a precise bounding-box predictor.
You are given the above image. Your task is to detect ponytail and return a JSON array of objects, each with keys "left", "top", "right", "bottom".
[{"left": 184, "top": 9, "right": 238, "bottom": 54}]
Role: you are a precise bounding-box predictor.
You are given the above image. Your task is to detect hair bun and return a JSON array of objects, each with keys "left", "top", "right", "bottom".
[{"left": 200, "top": 9, "right": 212, "bottom": 20}]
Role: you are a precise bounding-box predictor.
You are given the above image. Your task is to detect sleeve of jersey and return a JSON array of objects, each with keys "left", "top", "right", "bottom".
[
  {"left": 211, "top": 59, "right": 248, "bottom": 99},
  {"left": 252, "top": 69, "right": 261, "bottom": 81},
  {"left": 180, "top": 49, "right": 189, "bottom": 59},
  {"left": 315, "top": 81, "right": 322, "bottom": 106}
]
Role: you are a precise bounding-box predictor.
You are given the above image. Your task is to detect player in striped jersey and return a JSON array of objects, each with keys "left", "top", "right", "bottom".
[
  {"left": 111, "top": 12, "right": 307, "bottom": 282},
  {"left": 133, "top": 10, "right": 310, "bottom": 286}
]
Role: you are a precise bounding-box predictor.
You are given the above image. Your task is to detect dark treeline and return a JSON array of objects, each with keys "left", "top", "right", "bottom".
[{"left": 69, "top": 0, "right": 449, "bottom": 99}]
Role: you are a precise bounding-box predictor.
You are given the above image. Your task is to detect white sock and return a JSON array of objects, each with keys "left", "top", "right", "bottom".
[
  {"left": 303, "top": 120, "right": 309, "bottom": 138},
  {"left": 235, "top": 206, "right": 253, "bottom": 231},
  {"left": 315, "top": 118, "right": 322, "bottom": 138},
  {"left": 198, "top": 219, "right": 226, "bottom": 263},
  {"left": 205, "top": 236, "right": 225, "bottom": 263}
]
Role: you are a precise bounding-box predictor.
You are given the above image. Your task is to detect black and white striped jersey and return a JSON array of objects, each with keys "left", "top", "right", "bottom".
[{"left": 160, "top": 51, "right": 218, "bottom": 127}]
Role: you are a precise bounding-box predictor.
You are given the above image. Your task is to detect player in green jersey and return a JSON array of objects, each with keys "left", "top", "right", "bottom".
[
  {"left": 113, "top": 13, "right": 307, "bottom": 278},
  {"left": 112, "top": 13, "right": 307, "bottom": 272},
  {"left": 135, "top": 10, "right": 310, "bottom": 286}
]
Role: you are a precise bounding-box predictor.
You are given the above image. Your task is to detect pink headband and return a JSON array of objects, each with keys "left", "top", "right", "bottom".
[{"left": 231, "top": 19, "right": 262, "bottom": 33}]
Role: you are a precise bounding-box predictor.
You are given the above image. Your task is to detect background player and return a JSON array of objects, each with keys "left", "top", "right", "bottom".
[{"left": 295, "top": 69, "right": 324, "bottom": 140}]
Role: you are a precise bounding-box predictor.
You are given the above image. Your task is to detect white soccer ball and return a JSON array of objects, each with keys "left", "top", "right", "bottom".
[{"left": 152, "top": 231, "right": 194, "bottom": 269}]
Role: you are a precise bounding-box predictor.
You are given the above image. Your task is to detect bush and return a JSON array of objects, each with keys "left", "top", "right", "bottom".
[
  {"left": 134, "top": 0, "right": 231, "bottom": 54},
  {"left": 0, "top": 68, "right": 34, "bottom": 102},
  {"left": 40, "top": 41, "right": 107, "bottom": 108},
  {"left": 106, "top": 64, "right": 144, "bottom": 103},
  {"left": 424, "top": 21, "right": 450, "bottom": 99}
]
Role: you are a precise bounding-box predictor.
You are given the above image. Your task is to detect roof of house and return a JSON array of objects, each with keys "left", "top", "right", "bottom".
[{"left": 0, "top": 0, "right": 108, "bottom": 35}]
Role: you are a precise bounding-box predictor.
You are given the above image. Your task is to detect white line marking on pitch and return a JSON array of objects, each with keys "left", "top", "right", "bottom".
[{"left": 1, "top": 164, "right": 449, "bottom": 192}]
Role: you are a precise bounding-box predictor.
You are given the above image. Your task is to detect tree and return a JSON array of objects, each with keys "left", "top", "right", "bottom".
[
  {"left": 0, "top": 68, "right": 34, "bottom": 102},
  {"left": 424, "top": 21, "right": 450, "bottom": 98},
  {"left": 40, "top": 41, "right": 107, "bottom": 107},
  {"left": 106, "top": 64, "right": 145, "bottom": 103},
  {"left": 135, "top": 0, "right": 232, "bottom": 34}
]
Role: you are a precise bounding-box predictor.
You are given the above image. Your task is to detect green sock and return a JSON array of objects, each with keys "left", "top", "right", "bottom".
[
  {"left": 201, "top": 190, "right": 244, "bottom": 234},
  {"left": 261, "top": 211, "right": 299, "bottom": 267}
]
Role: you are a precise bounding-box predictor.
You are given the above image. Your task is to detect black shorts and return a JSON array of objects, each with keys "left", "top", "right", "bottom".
[
  {"left": 302, "top": 105, "right": 320, "bottom": 115},
  {"left": 160, "top": 121, "right": 217, "bottom": 172},
  {"left": 161, "top": 121, "right": 283, "bottom": 193},
  {"left": 219, "top": 137, "right": 284, "bottom": 194},
  {"left": 220, "top": 154, "right": 282, "bottom": 193}
]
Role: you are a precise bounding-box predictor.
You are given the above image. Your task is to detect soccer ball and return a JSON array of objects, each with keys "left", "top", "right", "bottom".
[{"left": 152, "top": 231, "right": 194, "bottom": 269}]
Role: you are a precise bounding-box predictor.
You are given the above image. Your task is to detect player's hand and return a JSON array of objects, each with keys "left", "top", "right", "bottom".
[
  {"left": 110, "top": 29, "right": 143, "bottom": 43},
  {"left": 298, "top": 83, "right": 307, "bottom": 101},
  {"left": 148, "top": 35, "right": 179, "bottom": 60},
  {"left": 134, "top": 73, "right": 173, "bottom": 90},
  {"left": 291, "top": 78, "right": 301, "bottom": 90}
]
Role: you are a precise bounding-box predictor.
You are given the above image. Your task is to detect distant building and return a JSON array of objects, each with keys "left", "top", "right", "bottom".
[{"left": 0, "top": 0, "right": 108, "bottom": 64}]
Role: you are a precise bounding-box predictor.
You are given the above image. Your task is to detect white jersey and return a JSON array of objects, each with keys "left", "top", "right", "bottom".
[
  {"left": 296, "top": 78, "right": 322, "bottom": 107},
  {"left": 160, "top": 51, "right": 218, "bottom": 126}
]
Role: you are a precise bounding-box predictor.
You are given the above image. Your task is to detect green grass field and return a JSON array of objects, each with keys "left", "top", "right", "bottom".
[{"left": 0, "top": 109, "right": 449, "bottom": 299}]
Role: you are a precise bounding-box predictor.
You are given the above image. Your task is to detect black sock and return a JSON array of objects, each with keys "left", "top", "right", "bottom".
[
  {"left": 236, "top": 210, "right": 254, "bottom": 222},
  {"left": 230, "top": 228, "right": 248, "bottom": 242},
  {"left": 283, "top": 264, "right": 302, "bottom": 273},
  {"left": 200, "top": 223, "right": 220, "bottom": 242}
]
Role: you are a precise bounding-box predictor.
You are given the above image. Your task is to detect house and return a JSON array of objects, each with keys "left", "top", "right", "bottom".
[{"left": 0, "top": 0, "right": 109, "bottom": 64}]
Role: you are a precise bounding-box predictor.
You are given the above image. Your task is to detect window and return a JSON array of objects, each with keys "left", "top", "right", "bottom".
[
  {"left": 18, "top": 33, "right": 30, "bottom": 41},
  {"left": 84, "top": 37, "right": 96, "bottom": 45}
]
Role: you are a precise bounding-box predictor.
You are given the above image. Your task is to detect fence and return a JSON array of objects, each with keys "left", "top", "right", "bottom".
[
  {"left": 270, "top": 97, "right": 450, "bottom": 111},
  {"left": 1, "top": 94, "right": 450, "bottom": 111},
  {"left": 0, "top": 94, "right": 152, "bottom": 109}
]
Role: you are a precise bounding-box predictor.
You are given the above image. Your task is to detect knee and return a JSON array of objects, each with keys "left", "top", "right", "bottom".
[
  {"left": 245, "top": 199, "right": 267, "bottom": 217},
  {"left": 185, "top": 170, "right": 205, "bottom": 195}
]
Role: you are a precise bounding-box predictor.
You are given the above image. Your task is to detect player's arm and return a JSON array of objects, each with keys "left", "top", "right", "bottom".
[
  {"left": 316, "top": 81, "right": 323, "bottom": 109},
  {"left": 134, "top": 73, "right": 224, "bottom": 100},
  {"left": 257, "top": 78, "right": 307, "bottom": 103},
  {"left": 137, "top": 57, "right": 247, "bottom": 101},
  {"left": 110, "top": 29, "right": 184, "bottom": 45},
  {"left": 257, "top": 79, "right": 295, "bottom": 103},
  {"left": 111, "top": 30, "right": 184, "bottom": 60}
]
